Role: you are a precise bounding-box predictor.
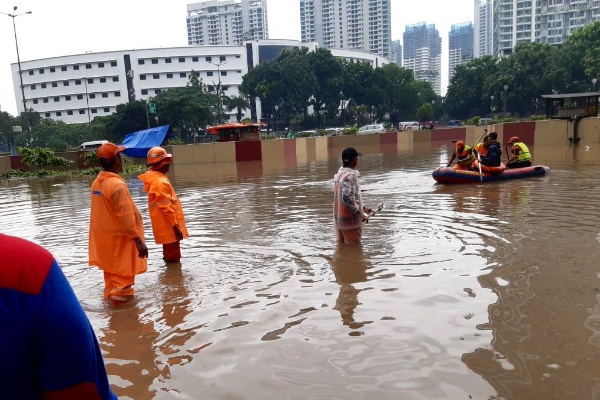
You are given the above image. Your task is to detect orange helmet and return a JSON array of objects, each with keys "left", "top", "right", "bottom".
[
  {"left": 507, "top": 136, "right": 520, "bottom": 144},
  {"left": 146, "top": 147, "right": 172, "bottom": 168},
  {"left": 455, "top": 140, "right": 465, "bottom": 149}
]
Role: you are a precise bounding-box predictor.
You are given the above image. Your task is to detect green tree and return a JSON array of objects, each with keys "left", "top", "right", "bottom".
[
  {"left": 17, "top": 147, "right": 74, "bottom": 169},
  {"left": 562, "top": 21, "right": 600, "bottom": 90},
  {"left": 225, "top": 95, "right": 250, "bottom": 122}
]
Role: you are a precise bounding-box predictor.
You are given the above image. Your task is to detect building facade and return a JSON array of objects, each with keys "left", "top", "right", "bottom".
[
  {"left": 538, "top": 0, "right": 600, "bottom": 45},
  {"left": 299, "top": 0, "right": 392, "bottom": 59},
  {"left": 448, "top": 22, "right": 474, "bottom": 83},
  {"left": 187, "top": 0, "right": 268, "bottom": 46},
  {"left": 474, "top": 0, "right": 493, "bottom": 58},
  {"left": 11, "top": 40, "right": 388, "bottom": 124},
  {"left": 402, "top": 22, "right": 442, "bottom": 95},
  {"left": 390, "top": 39, "right": 402, "bottom": 65}
]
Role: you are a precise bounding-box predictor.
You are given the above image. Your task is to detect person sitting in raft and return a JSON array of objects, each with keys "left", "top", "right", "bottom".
[
  {"left": 447, "top": 141, "right": 475, "bottom": 170},
  {"left": 506, "top": 136, "right": 532, "bottom": 169},
  {"left": 472, "top": 132, "right": 505, "bottom": 174},
  {"left": 473, "top": 135, "right": 489, "bottom": 158}
]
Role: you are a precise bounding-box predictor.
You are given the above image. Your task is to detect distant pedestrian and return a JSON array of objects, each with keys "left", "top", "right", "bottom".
[
  {"left": 139, "top": 147, "right": 188, "bottom": 263},
  {"left": 89, "top": 142, "right": 148, "bottom": 302},
  {"left": 1, "top": 233, "right": 117, "bottom": 399},
  {"left": 333, "top": 147, "right": 374, "bottom": 245}
]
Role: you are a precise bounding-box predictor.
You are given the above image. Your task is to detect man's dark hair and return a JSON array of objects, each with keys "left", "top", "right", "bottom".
[
  {"left": 488, "top": 132, "right": 498, "bottom": 140},
  {"left": 100, "top": 157, "right": 117, "bottom": 170}
]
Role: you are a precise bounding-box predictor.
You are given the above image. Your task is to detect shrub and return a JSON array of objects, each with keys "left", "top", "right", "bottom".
[{"left": 17, "top": 147, "right": 75, "bottom": 170}]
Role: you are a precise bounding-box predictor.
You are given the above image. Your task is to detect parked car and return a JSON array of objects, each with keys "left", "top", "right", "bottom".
[
  {"left": 478, "top": 118, "right": 493, "bottom": 126},
  {"left": 357, "top": 124, "right": 386, "bottom": 135},
  {"left": 399, "top": 121, "right": 420, "bottom": 131},
  {"left": 447, "top": 120, "right": 462, "bottom": 127},
  {"left": 78, "top": 140, "right": 108, "bottom": 151}
]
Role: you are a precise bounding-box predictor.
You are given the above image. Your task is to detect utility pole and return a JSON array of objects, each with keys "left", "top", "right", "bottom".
[{"left": 209, "top": 61, "right": 227, "bottom": 123}]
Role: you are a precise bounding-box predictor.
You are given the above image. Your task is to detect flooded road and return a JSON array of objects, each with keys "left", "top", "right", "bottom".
[{"left": 1, "top": 141, "right": 600, "bottom": 399}]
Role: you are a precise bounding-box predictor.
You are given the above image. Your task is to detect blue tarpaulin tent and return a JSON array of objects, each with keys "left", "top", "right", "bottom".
[{"left": 120, "top": 125, "right": 170, "bottom": 158}]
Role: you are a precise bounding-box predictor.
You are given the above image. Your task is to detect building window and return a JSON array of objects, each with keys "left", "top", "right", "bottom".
[
  {"left": 86, "top": 63, "right": 92, "bottom": 69},
  {"left": 100, "top": 77, "right": 107, "bottom": 83},
  {"left": 207, "top": 71, "right": 213, "bottom": 76},
  {"left": 192, "top": 56, "right": 199, "bottom": 62},
  {"left": 39, "top": 69, "right": 45, "bottom": 74},
  {"left": 67, "top": 110, "right": 73, "bottom": 115},
  {"left": 98, "top": 62, "right": 104, "bottom": 68},
  {"left": 167, "top": 73, "right": 173, "bottom": 78},
  {"left": 206, "top": 56, "right": 212, "bottom": 62},
  {"left": 56, "top": 111, "right": 62, "bottom": 117},
  {"left": 43, "top": 98, "right": 49, "bottom": 103},
  {"left": 75, "top": 80, "right": 81, "bottom": 85},
  {"left": 155, "top": 89, "right": 161, "bottom": 94},
  {"left": 115, "top": 91, "right": 121, "bottom": 97},
  {"left": 52, "top": 82, "right": 58, "bottom": 87},
  {"left": 104, "top": 107, "right": 110, "bottom": 112},
  {"left": 79, "top": 110, "right": 85, "bottom": 114},
  {"left": 65, "top": 95, "right": 71, "bottom": 101},
  {"left": 140, "top": 75, "right": 146, "bottom": 80},
  {"left": 73, "top": 65, "right": 79, "bottom": 70},
  {"left": 165, "top": 58, "right": 172, "bottom": 63},
  {"left": 153, "top": 74, "right": 159, "bottom": 79},
  {"left": 77, "top": 94, "right": 83, "bottom": 99},
  {"left": 113, "top": 76, "right": 119, "bottom": 82},
  {"left": 45, "top": 113, "right": 51, "bottom": 118},
  {"left": 138, "top": 59, "right": 145, "bottom": 65},
  {"left": 41, "top": 83, "right": 47, "bottom": 88},
  {"left": 63, "top": 81, "right": 69, "bottom": 86},
  {"left": 31, "top": 85, "right": 36, "bottom": 90},
  {"left": 87, "top": 78, "right": 93, "bottom": 84},
  {"left": 33, "top": 99, "right": 38, "bottom": 104},
  {"left": 90, "top": 94, "right": 96, "bottom": 99},
  {"left": 61, "top": 66, "right": 67, "bottom": 71},
  {"left": 102, "top": 93, "right": 108, "bottom": 98},
  {"left": 221, "top": 71, "right": 227, "bottom": 76},
  {"left": 152, "top": 58, "right": 158, "bottom": 64},
  {"left": 220, "top": 56, "right": 226, "bottom": 62},
  {"left": 28, "top": 71, "right": 34, "bottom": 76},
  {"left": 111, "top": 61, "right": 117, "bottom": 67},
  {"left": 179, "top": 57, "right": 185, "bottom": 63},
  {"left": 141, "top": 89, "right": 148, "bottom": 95},
  {"left": 50, "top": 67, "right": 56, "bottom": 72},
  {"left": 54, "top": 97, "right": 60, "bottom": 102},
  {"left": 91, "top": 109, "right": 98, "bottom": 114},
  {"left": 180, "top": 72, "right": 186, "bottom": 78}
]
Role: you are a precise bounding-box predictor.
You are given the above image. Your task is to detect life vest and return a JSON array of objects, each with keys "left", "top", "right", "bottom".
[
  {"left": 456, "top": 145, "right": 475, "bottom": 166},
  {"left": 472, "top": 160, "right": 507, "bottom": 174},
  {"left": 474, "top": 142, "right": 488, "bottom": 157},
  {"left": 511, "top": 142, "right": 532, "bottom": 162}
]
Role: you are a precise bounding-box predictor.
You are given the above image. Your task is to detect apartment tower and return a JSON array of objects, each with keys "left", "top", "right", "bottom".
[
  {"left": 299, "top": 0, "right": 392, "bottom": 59},
  {"left": 474, "top": 0, "right": 493, "bottom": 57},
  {"left": 448, "top": 22, "right": 474, "bottom": 83},
  {"left": 187, "top": 0, "right": 268, "bottom": 46},
  {"left": 403, "top": 22, "right": 442, "bottom": 95}
]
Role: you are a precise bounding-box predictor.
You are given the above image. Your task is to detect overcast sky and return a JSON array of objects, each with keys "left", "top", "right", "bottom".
[{"left": 0, "top": 0, "right": 474, "bottom": 116}]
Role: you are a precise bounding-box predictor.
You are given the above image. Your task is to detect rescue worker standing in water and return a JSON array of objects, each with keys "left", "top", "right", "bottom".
[
  {"left": 447, "top": 141, "right": 476, "bottom": 170},
  {"left": 139, "top": 147, "right": 189, "bottom": 263},
  {"left": 89, "top": 142, "right": 148, "bottom": 302}
]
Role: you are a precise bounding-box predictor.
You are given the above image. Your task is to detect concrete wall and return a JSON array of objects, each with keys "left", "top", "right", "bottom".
[{"left": 2, "top": 118, "right": 600, "bottom": 176}]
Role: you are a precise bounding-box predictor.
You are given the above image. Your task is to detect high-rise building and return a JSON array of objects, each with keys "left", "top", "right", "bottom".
[
  {"left": 403, "top": 22, "right": 441, "bottom": 95},
  {"left": 474, "top": 0, "right": 493, "bottom": 58},
  {"left": 492, "top": 0, "right": 600, "bottom": 57},
  {"left": 299, "top": 0, "right": 392, "bottom": 59},
  {"left": 187, "top": 0, "right": 268, "bottom": 46},
  {"left": 448, "top": 22, "right": 474, "bottom": 83},
  {"left": 538, "top": 0, "right": 600, "bottom": 45},
  {"left": 390, "top": 40, "right": 402, "bottom": 65}
]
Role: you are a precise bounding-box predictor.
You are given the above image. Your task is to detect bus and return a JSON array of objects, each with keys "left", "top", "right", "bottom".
[{"left": 206, "top": 123, "right": 263, "bottom": 142}]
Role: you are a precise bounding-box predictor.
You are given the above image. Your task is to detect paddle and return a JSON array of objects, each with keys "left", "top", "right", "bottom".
[{"left": 475, "top": 129, "right": 487, "bottom": 182}]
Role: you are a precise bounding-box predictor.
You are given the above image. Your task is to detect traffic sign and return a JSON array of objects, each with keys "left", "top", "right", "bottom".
[{"left": 149, "top": 102, "right": 156, "bottom": 114}]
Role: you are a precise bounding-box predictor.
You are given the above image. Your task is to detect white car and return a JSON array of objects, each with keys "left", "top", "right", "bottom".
[
  {"left": 399, "top": 121, "right": 420, "bottom": 131},
  {"left": 357, "top": 124, "right": 386, "bottom": 135}
]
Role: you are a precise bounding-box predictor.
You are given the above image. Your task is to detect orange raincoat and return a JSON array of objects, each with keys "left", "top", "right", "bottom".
[
  {"left": 88, "top": 171, "right": 147, "bottom": 276},
  {"left": 138, "top": 170, "right": 189, "bottom": 244}
]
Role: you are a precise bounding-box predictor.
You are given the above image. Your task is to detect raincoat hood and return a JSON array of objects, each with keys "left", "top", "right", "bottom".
[
  {"left": 96, "top": 170, "right": 123, "bottom": 183},
  {"left": 138, "top": 170, "right": 164, "bottom": 192},
  {"left": 333, "top": 166, "right": 360, "bottom": 183}
]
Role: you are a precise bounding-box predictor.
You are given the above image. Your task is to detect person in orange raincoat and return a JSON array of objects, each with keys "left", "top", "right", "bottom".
[
  {"left": 138, "top": 147, "right": 189, "bottom": 263},
  {"left": 89, "top": 142, "right": 148, "bottom": 302}
]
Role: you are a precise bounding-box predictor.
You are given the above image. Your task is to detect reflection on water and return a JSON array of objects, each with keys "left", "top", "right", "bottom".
[{"left": 1, "top": 141, "right": 600, "bottom": 399}]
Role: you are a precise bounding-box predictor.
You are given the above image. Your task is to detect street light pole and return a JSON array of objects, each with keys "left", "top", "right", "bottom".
[
  {"left": 274, "top": 105, "right": 279, "bottom": 133},
  {"left": 592, "top": 78, "right": 597, "bottom": 92},
  {"left": 490, "top": 95, "right": 494, "bottom": 115},
  {"left": 340, "top": 90, "right": 345, "bottom": 131},
  {"left": 431, "top": 100, "right": 435, "bottom": 128},
  {"left": 1, "top": 6, "right": 32, "bottom": 121},
  {"left": 83, "top": 77, "right": 91, "bottom": 124},
  {"left": 208, "top": 61, "right": 227, "bottom": 123},
  {"left": 503, "top": 85, "right": 508, "bottom": 113}
]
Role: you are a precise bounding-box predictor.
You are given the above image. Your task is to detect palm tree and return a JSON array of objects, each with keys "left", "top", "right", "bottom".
[{"left": 225, "top": 95, "right": 250, "bottom": 122}]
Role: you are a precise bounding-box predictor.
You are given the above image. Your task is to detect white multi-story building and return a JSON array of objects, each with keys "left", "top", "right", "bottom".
[
  {"left": 11, "top": 40, "right": 388, "bottom": 124},
  {"left": 448, "top": 22, "right": 474, "bottom": 83},
  {"left": 474, "top": 0, "right": 493, "bottom": 58},
  {"left": 390, "top": 40, "right": 402, "bottom": 66},
  {"left": 492, "top": 0, "right": 600, "bottom": 57},
  {"left": 187, "top": 0, "right": 268, "bottom": 46},
  {"left": 299, "top": 0, "right": 391, "bottom": 59},
  {"left": 403, "top": 22, "right": 441, "bottom": 95}
]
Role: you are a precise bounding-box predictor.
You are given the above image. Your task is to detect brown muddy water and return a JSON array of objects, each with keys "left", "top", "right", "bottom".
[{"left": 1, "top": 141, "right": 600, "bottom": 400}]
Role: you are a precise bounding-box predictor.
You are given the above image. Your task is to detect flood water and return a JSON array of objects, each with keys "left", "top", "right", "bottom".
[{"left": 1, "top": 141, "right": 600, "bottom": 400}]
